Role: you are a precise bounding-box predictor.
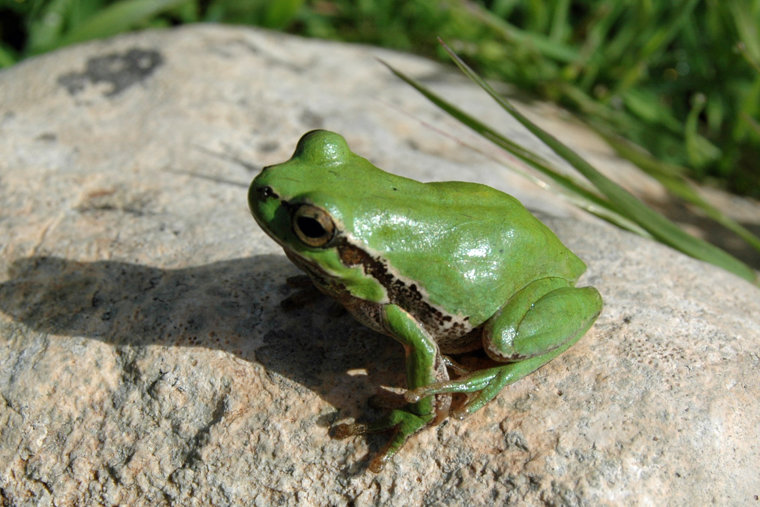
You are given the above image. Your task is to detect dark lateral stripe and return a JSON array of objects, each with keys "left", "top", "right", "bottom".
[{"left": 336, "top": 238, "right": 469, "bottom": 339}]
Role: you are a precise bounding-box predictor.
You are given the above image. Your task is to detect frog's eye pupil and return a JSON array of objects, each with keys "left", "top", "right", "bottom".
[
  {"left": 297, "top": 217, "right": 325, "bottom": 238},
  {"left": 292, "top": 204, "right": 335, "bottom": 247}
]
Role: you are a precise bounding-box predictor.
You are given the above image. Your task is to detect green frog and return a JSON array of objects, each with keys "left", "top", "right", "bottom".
[{"left": 248, "top": 130, "right": 602, "bottom": 471}]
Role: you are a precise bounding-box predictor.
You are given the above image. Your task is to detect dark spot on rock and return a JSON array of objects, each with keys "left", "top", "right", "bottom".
[
  {"left": 36, "top": 133, "right": 57, "bottom": 142},
  {"left": 300, "top": 109, "right": 324, "bottom": 128},
  {"left": 58, "top": 48, "right": 164, "bottom": 98},
  {"left": 258, "top": 140, "right": 280, "bottom": 153}
]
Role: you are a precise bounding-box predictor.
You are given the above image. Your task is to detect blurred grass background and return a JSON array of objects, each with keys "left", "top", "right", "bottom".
[
  {"left": 1, "top": 0, "right": 759, "bottom": 278},
  {"left": 1, "top": 0, "right": 758, "bottom": 200}
]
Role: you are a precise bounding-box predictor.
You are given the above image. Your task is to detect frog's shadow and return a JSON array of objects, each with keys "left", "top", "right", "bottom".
[{"left": 0, "top": 255, "right": 404, "bottom": 422}]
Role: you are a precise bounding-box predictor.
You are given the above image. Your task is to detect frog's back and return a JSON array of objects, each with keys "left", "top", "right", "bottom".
[{"left": 353, "top": 179, "right": 586, "bottom": 327}]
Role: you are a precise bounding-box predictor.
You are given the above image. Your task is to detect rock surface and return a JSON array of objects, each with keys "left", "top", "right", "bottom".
[{"left": 1, "top": 25, "right": 759, "bottom": 505}]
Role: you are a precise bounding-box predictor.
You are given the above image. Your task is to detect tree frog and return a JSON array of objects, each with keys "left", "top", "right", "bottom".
[{"left": 248, "top": 130, "right": 602, "bottom": 471}]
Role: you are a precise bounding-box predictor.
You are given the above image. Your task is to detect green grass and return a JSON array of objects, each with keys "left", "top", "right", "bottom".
[
  {"left": 2, "top": 1, "right": 757, "bottom": 197},
  {"left": 384, "top": 46, "right": 759, "bottom": 284},
  {"left": 1, "top": 0, "right": 758, "bottom": 281}
]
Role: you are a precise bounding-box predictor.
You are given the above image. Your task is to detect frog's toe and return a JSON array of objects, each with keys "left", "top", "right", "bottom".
[
  {"left": 449, "top": 406, "right": 469, "bottom": 420},
  {"left": 331, "top": 422, "right": 370, "bottom": 439},
  {"left": 404, "top": 389, "right": 423, "bottom": 403}
]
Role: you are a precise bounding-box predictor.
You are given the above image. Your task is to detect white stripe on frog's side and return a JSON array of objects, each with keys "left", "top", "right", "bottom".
[{"left": 336, "top": 232, "right": 474, "bottom": 341}]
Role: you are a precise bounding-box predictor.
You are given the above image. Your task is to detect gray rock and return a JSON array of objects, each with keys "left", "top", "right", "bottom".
[{"left": 1, "top": 25, "right": 758, "bottom": 505}]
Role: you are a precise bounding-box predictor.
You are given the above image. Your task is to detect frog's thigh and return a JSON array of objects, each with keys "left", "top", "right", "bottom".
[
  {"left": 450, "top": 278, "right": 601, "bottom": 415},
  {"left": 483, "top": 277, "right": 602, "bottom": 361}
]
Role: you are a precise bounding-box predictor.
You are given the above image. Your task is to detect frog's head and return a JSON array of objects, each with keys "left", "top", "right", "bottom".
[
  {"left": 249, "top": 130, "right": 357, "bottom": 250},
  {"left": 248, "top": 130, "right": 393, "bottom": 301}
]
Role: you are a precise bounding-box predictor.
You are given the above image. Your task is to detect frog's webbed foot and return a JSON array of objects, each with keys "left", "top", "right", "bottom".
[
  {"left": 406, "top": 339, "right": 584, "bottom": 419},
  {"left": 331, "top": 409, "right": 434, "bottom": 472},
  {"left": 404, "top": 365, "right": 503, "bottom": 418},
  {"left": 331, "top": 422, "right": 400, "bottom": 473},
  {"left": 331, "top": 303, "right": 449, "bottom": 471}
]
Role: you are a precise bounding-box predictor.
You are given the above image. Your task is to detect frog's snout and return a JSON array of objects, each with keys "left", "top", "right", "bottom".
[{"left": 248, "top": 176, "right": 280, "bottom": 225}]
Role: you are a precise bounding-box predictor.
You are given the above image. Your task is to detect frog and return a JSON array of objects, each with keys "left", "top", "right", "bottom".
[{"left": 248, "top": 130, "right": 602, "bottom": 472}]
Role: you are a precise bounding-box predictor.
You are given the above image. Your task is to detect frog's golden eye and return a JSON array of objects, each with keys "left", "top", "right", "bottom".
[{"left": 292, "top": 204, "right": 335, "bottom": 247}]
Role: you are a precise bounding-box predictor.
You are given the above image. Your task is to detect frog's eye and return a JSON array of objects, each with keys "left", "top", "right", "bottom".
[{"left": 292, "top": 204, "right": 335, "bottom": 247}]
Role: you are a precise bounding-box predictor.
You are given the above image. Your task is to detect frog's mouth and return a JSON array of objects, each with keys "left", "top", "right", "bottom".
[
  {"left": 282, "top": 247, "right": 362, "bottom": 307},
  {"left": 284, "top": 248, "right": 332, "bottom": 281}
]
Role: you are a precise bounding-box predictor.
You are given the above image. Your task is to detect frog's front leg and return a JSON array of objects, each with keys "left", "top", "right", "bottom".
[
  {"left": 332, "top": 304, "right": 449, "bottom": 472},
  {"left": 406, "top": 277, "right": 602, "bottom": 417}
]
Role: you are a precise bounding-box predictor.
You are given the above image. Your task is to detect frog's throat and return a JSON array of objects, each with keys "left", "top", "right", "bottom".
[{"left": 290, "top": 235, "right": 474, "bottom": 342}]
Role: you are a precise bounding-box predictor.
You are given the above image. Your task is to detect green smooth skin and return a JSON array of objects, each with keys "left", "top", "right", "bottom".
[{"left": 249, "top": 130, "right": 602, "bottom": 471}]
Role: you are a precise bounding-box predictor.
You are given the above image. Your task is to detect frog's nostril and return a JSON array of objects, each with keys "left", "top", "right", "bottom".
[{"left": 257, "top": 185, "right": 278, "bottom": 200}]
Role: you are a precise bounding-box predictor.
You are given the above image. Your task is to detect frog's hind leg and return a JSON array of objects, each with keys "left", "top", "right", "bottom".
[{"left": 406, "top": 278, "right": 602, "bottom": 418}]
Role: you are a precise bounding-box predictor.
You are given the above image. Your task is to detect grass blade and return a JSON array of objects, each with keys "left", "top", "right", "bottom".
[
  {"left": 55, "top": 0, "right": 190, "bottom": 49},
  {"left": 380, "top": 60, "right": 650, "bottom": 236},
  {"left": 463, "top": 3, "right": 580, "bottom": 63},
  {"left": 406, "top": 40, "right": 758, "bottom": 285},
  {"left": 0, "top": 43, "right": 17, "bottom": 68},
  {"left": 601, "top": 131, "right": 760, "bottom": 254}
]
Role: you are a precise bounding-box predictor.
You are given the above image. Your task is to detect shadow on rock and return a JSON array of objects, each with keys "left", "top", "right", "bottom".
[{"left": 0, "top": 255, "right": 402, "bottom": 416}]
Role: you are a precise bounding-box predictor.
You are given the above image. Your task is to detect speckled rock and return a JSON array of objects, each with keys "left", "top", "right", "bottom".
[{"left": 1, "top": 25, "right": 759, "bottom": 506}]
